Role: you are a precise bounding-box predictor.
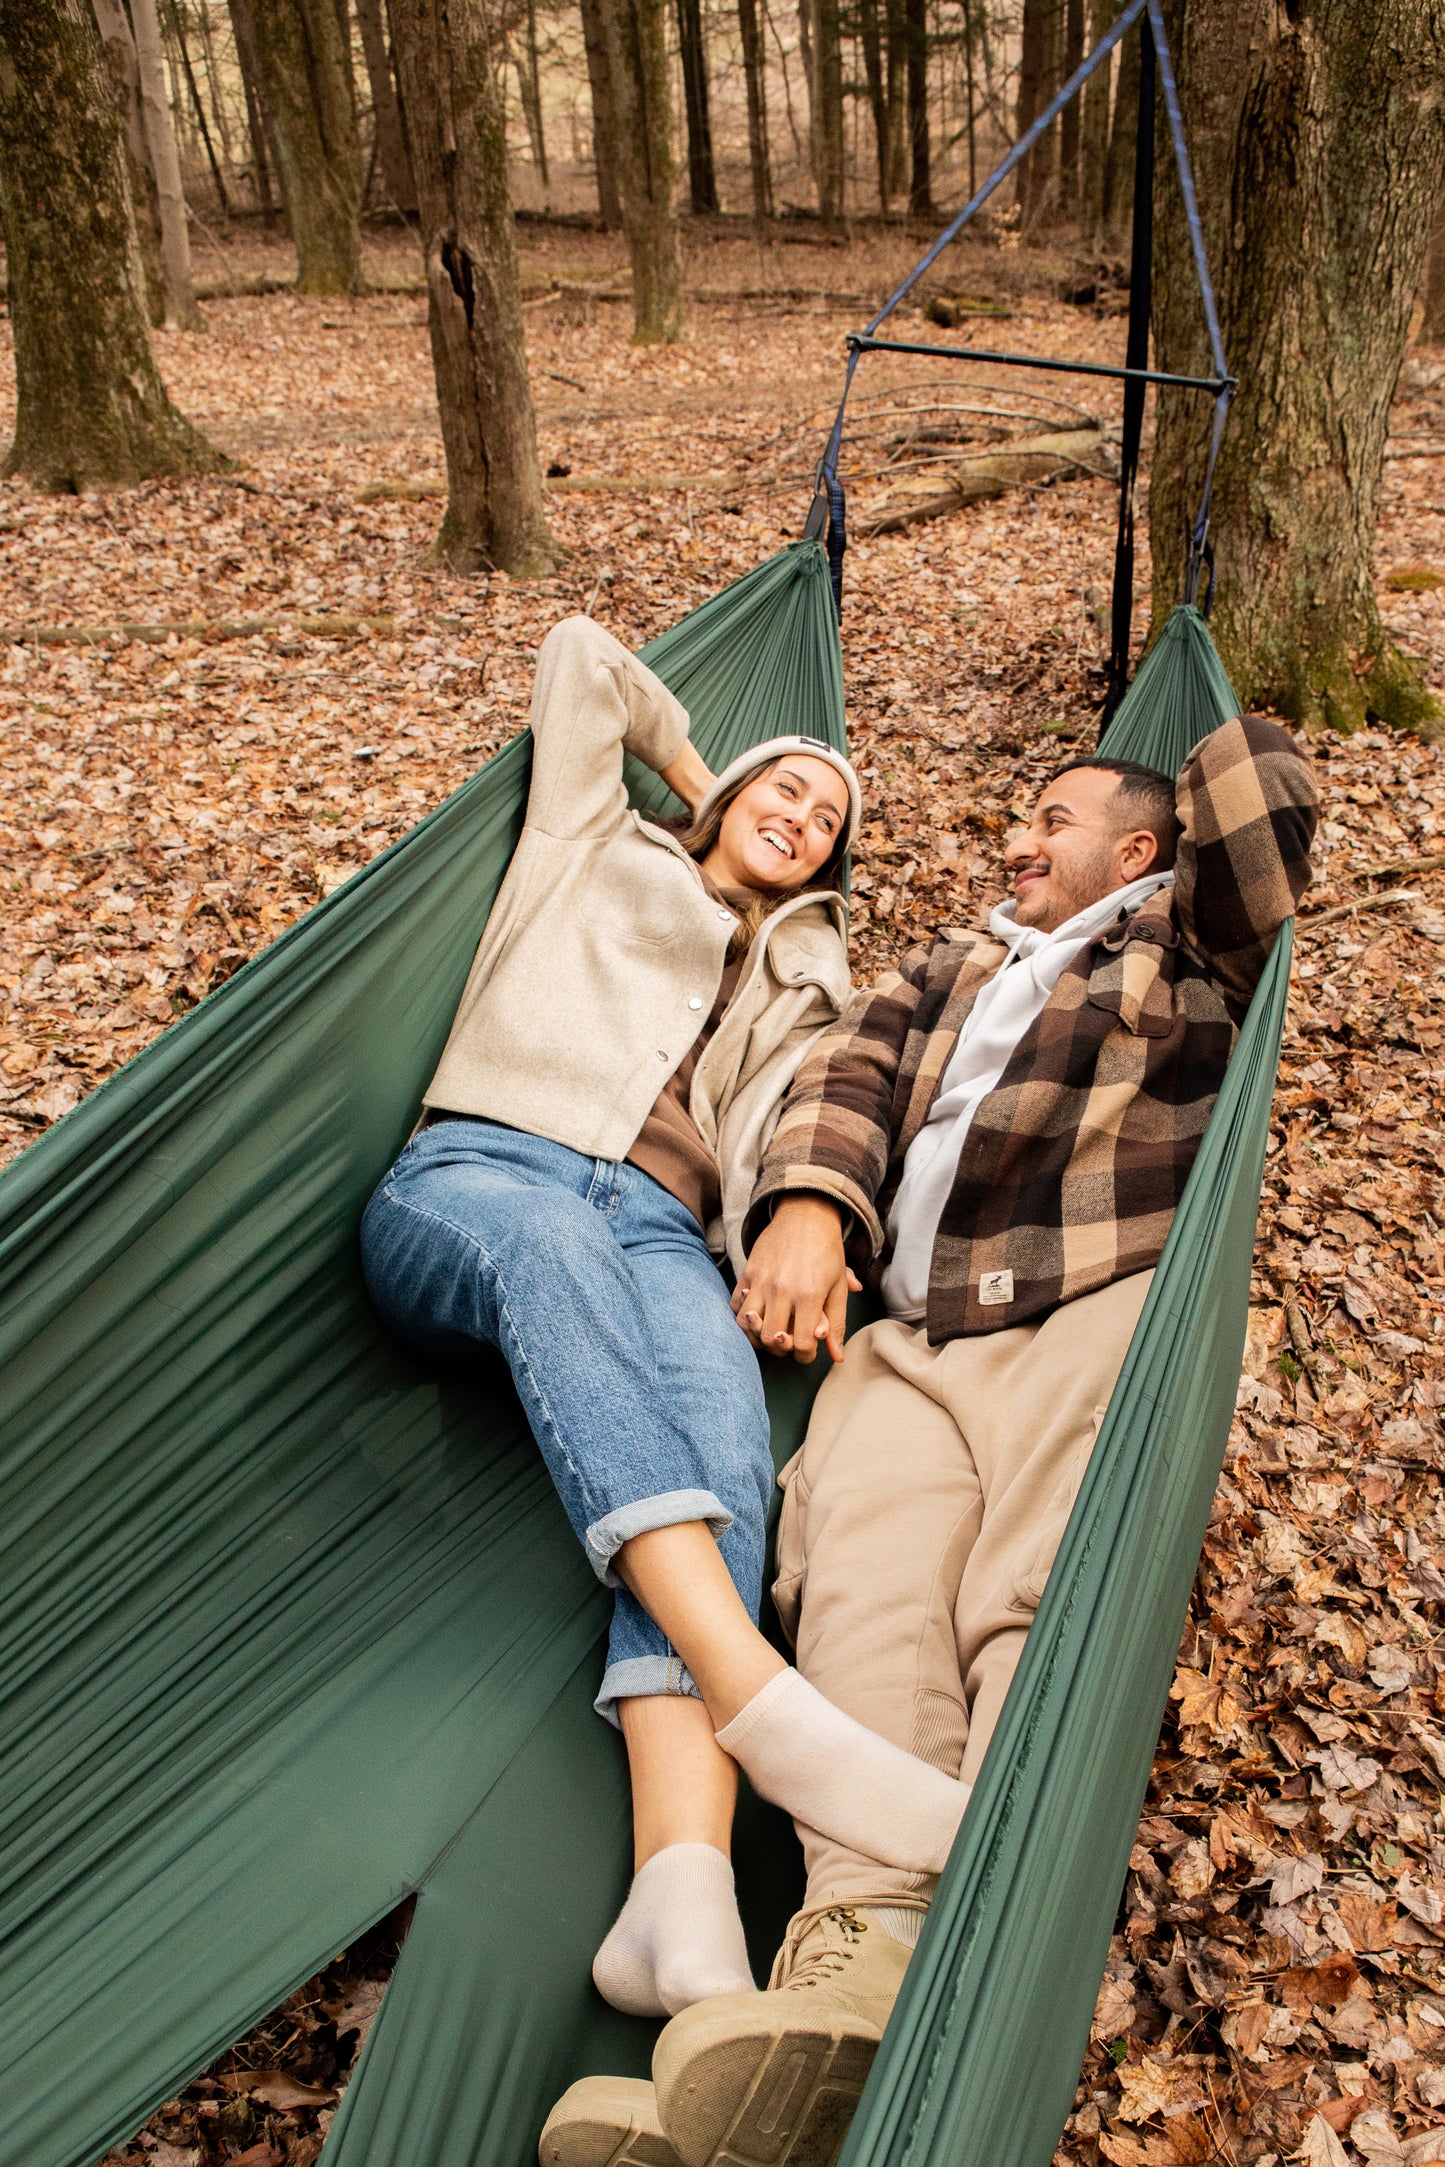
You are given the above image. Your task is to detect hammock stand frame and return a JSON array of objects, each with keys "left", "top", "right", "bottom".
[{"left": 803, "top": 0, "right": 1233, "bottom": 725}]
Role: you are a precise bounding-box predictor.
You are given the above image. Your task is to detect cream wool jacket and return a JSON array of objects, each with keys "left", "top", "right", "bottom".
[{"left": 423, "top": 615, "right": 852, "bottom": 1271}]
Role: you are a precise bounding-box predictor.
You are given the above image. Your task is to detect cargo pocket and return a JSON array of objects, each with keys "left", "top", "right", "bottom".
[{"left": 1007, "top": 1402, "right": 1110, "bottom": 1614}]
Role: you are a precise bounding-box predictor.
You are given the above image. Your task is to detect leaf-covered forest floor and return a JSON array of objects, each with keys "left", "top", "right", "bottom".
[{"left": 1, "top": 220, "right": 1444, "bottom": 2167}]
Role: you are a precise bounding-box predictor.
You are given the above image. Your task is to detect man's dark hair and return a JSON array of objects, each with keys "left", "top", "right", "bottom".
[{"left": 1047, "top": 755, "right": 1180, "bottom": 870}]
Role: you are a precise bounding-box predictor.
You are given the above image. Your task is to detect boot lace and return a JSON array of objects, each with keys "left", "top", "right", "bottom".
[{"left": 767, "top": 1895, "right": 932, "bottom": 1992}]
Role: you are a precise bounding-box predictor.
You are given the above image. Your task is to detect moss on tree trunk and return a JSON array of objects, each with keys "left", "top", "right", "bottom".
[
  {"left": 249, "top": 0, "right": 361, "bottom": 296},
  {"left": 387, "top": 0, "right": 559, "bottom": 577},
  {"left": 1150, "top": 0, "right": 1445, "bottom": 736},
  {"left": 0, "top": 0, "right": 226, "bottom": 490}
]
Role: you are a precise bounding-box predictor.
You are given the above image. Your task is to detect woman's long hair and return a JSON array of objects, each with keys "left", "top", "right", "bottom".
[{"left": 664, "top": 759, "right": 848, "bottom": 961}]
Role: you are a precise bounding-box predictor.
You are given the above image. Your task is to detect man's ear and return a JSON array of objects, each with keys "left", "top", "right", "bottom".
[{"left": 1118, "top": 827, "right": 1160, "bottom": 882}]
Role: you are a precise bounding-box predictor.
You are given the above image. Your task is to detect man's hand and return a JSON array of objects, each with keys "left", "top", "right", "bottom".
[
  {"left": 660, "top": 741, "right": 715, "bottom": 819},
  {"left": 733, "top": 1195, "right": 861, "bottom": 1364}
]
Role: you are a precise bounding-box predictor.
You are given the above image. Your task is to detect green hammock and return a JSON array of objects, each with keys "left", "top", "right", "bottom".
[{"left": 0, "top": 551, "right": 1280, "bottom": 2167}]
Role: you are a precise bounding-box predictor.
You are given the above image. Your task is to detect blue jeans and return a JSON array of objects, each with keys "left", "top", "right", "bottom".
[{"left": 361, "top": 1118, "right": 773, "bottom": 1725}]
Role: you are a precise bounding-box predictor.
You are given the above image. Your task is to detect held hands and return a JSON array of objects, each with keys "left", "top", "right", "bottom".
[
  {"left": 659, "top": 741, "right": 716, "bottom": 819},
  {"left": 732, "top": 1195, "right": 861, "bottom": 1365}
]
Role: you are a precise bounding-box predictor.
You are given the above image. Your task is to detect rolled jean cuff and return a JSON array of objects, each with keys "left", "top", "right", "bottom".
[
  {"left": 585, "top": 1488, "right": 734, "bottom": 1587},
  {"left": 594, "top": 1653, "right": 702, "bottom": 1730}
]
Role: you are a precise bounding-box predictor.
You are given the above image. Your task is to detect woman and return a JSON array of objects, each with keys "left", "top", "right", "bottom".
[{"left": 362, "top": 617, "right": 968, "bottom": 2021}]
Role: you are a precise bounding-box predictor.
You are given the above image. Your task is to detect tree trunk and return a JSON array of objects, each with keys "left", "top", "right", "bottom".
[
  {"left": 0, "top": 0, "right": 225, "bottom": 488},
  {"left": 737, "top": 0, "right": 774, "bottom": 220},
  {"left": 353, "top": 0, "right": 415, "bottom": 212},
  {"left": 1079, "top": 0, "right": 1112, "bottom": 234},
  {"left": 1015, "top": 0, "right": 1063, "bottom": 223},
  {"left": 809, "top": 0, "right": 844, "bottom": 223},
  {"left": 230, "top": 0, "right": 278, "bottom": 211},
  {"left": 525, "top": 0, "right": 549, "bottom": 189},
  {"left": 1058, "top": 0, "right": 1084, "bottom": 216},
  {"left": 903, "top": 0, "right": 930, "bottom": 215},
  {"left": 577, "top": 0, "right": 623, "bottom": 226},
  {"left": 1420, "top": 197, "right": 1445, "bottom": 343},
  {"left": 130, "top": 0, "right": 204, "bottom": 326},
  {"left": 90, "top": 0, "right": 168, "bottom": 325},
  {"left": 386, "top": 0, "right": 558, "bottom": 574},
  {"left": 249, "top": 0, "right": 362, "bottom": 293},
  {"left": 883, "top": 0, "right": 906, "bottom": 200},
  {"left": 1150, "top": 0, "right": 1445, "bottom": 734},
  {"left": 169, "top": 0, "right": 231, "bottom": 215},
  {"left": 600, "top": 0, "right": 684, "bottom": 343},
  {"left": 1102, "top": 12, "right": 1137, "bottom": 235},
  {"left": 858, "top": 0, "right": 889, "bottom": 210},
  {"left": 197, "top": 0, "right": 241, "bottom": 179},
  {"left": 675, "top": 0, "right": 718, "bottom": 213}
]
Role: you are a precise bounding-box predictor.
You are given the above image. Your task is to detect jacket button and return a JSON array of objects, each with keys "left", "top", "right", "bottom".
[
  {"left": 717, "top": 908, "right": 732, "bottom": 921},
  {"left": 688, "top": 996, "right": 703, "bottom": 1009},
  {"left": 657, "top": 1050, "right": 668, "bottom": 1060}
]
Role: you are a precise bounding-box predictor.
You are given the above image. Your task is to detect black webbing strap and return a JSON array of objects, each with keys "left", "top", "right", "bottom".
[{"left": 1102, "top": 14, "right": 1156, "bottom": 730}]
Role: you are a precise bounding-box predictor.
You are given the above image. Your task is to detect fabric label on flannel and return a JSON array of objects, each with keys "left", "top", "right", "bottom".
[{"left": 978, "top": 1269, "right": 1014, "bottom": 1306}]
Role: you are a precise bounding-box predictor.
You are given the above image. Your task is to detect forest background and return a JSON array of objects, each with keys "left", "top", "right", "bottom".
[{"left": 1, "top": 4, "right": 1444, "bottom": 2167}]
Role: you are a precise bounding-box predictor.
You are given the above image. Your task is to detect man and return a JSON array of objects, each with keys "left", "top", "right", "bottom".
[{"left": 542, "top": 713, "right": 1316, "bottom": 2167}]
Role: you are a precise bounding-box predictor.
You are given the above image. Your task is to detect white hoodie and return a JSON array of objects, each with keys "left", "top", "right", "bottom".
[{"left": 880, "top": 872, "right": 1174, "bottom": 1321}]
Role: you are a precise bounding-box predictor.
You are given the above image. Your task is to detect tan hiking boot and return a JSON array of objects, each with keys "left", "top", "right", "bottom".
[
  {"left": 652, "top": 1905, "right": 914, "bottom": 2167},
  {"left": 541, "top": 2076, "right": 681, "bottom": 2167}
]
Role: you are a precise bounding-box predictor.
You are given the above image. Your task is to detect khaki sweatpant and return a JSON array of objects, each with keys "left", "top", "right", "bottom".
[{"left": 772, "top": 1269, "right": 1152, "bottom": 1911}]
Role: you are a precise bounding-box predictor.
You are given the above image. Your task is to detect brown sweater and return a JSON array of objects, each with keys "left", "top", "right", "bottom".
[{"left": 627, "top": 876, "right": 753, "bottom": 1226}]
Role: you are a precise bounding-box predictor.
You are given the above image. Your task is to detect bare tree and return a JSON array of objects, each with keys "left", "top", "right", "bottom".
[
  {"left": 601, "top": 0, "right": 684, "bottom": 343},
  {"left": 1058, "top": 0, "right": 1084, "bottom": 212},
  {"left": 857, "top": 0, "right": 890, "bottom": 210},
  {"left": 386, "top": 0, "right": 559, "bottom": 573},
  {"left": 0, "top": 0, "right": 225, "bottom": 488},
  {"left": 737, "top": 0, "right": 774, "bottom": 219},
  {"left": 1151, "top": 0, "right": 1445, "bottom": 732},
  {"left": 229, "top": 0, "right": 279, "bottom": 210},
  {"left": 578, "top": 0, "right": 623, "bottom": 226},
  {"left": 247, "top": 0, "right": 362, "bottom": 293},
  {"left": 90, "top": 0, "right": 167, "bottom": 325},
  {"left": 904, "top": 0, "right": 930, "bottom": 214},
  {"left": 1080, "top": 0, "right": 1112, "bottom": 233},
  {"left": 1421, "top": 198, "right": 1445, "bottom": 345},
  {"left": 1016, "top": 0, "right": 1063, "bottom": 222},
  {"left": 675, "top": 0, "right": 718, "bottom": 213},
  {"left": 353, "top": 0, "right": 415, "bottom": 212},
  {"left": 809, "top": 0, "right": 844, "bottom": 223},
  {"left": 131, "top": 0, "right": 204, "bottom": 326},
  {"left": 1102, "top": 14, "right": 1137, "bottom": 234}
]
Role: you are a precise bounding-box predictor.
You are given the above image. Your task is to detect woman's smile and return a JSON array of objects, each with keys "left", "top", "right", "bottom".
[{"left": 705, "top": 756, "right": 848, "bottom": 893}]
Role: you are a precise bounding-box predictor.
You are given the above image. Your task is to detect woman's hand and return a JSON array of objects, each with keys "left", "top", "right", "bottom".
[
  {"left": 660, "top": 741, "right": 715, "bottom": 819},
  {"left": 733, "top": 1195, "right": 860, "bottom": 1364}
]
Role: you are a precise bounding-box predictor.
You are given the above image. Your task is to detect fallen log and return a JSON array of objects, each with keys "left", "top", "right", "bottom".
[{"left": 856, "top": 428, "right": 1111, "bottom": 535}]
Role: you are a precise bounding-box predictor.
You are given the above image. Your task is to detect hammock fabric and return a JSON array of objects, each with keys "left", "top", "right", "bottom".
[{"left": 0, "top": 547, "right": 1283, "bottom": 2167}]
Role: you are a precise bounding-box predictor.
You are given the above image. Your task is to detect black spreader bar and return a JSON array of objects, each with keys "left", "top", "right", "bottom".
[{"left": 845, "top": 333, "right": 1233, "bottom": 397}]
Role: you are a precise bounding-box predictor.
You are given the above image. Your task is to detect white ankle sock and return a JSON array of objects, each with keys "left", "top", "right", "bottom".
[
  {"left": 592, "top": 1843, "right": 756, "bottom": 2018},
  {"left": 866, "top": 1904, "right": 926, "bottom": 1949},
  {"left": 716, "top": 1669, "right": 971, "bottom": 1876}
]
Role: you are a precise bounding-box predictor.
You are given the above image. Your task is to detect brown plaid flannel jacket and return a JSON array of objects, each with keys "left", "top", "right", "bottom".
[{"left": 746, "top": 715, "right": 1318, "bottom": 1340}]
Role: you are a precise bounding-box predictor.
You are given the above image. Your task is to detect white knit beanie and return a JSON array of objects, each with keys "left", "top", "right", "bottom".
[{"left": 694, "top": 734, "right": 862, "bottom": 855}]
